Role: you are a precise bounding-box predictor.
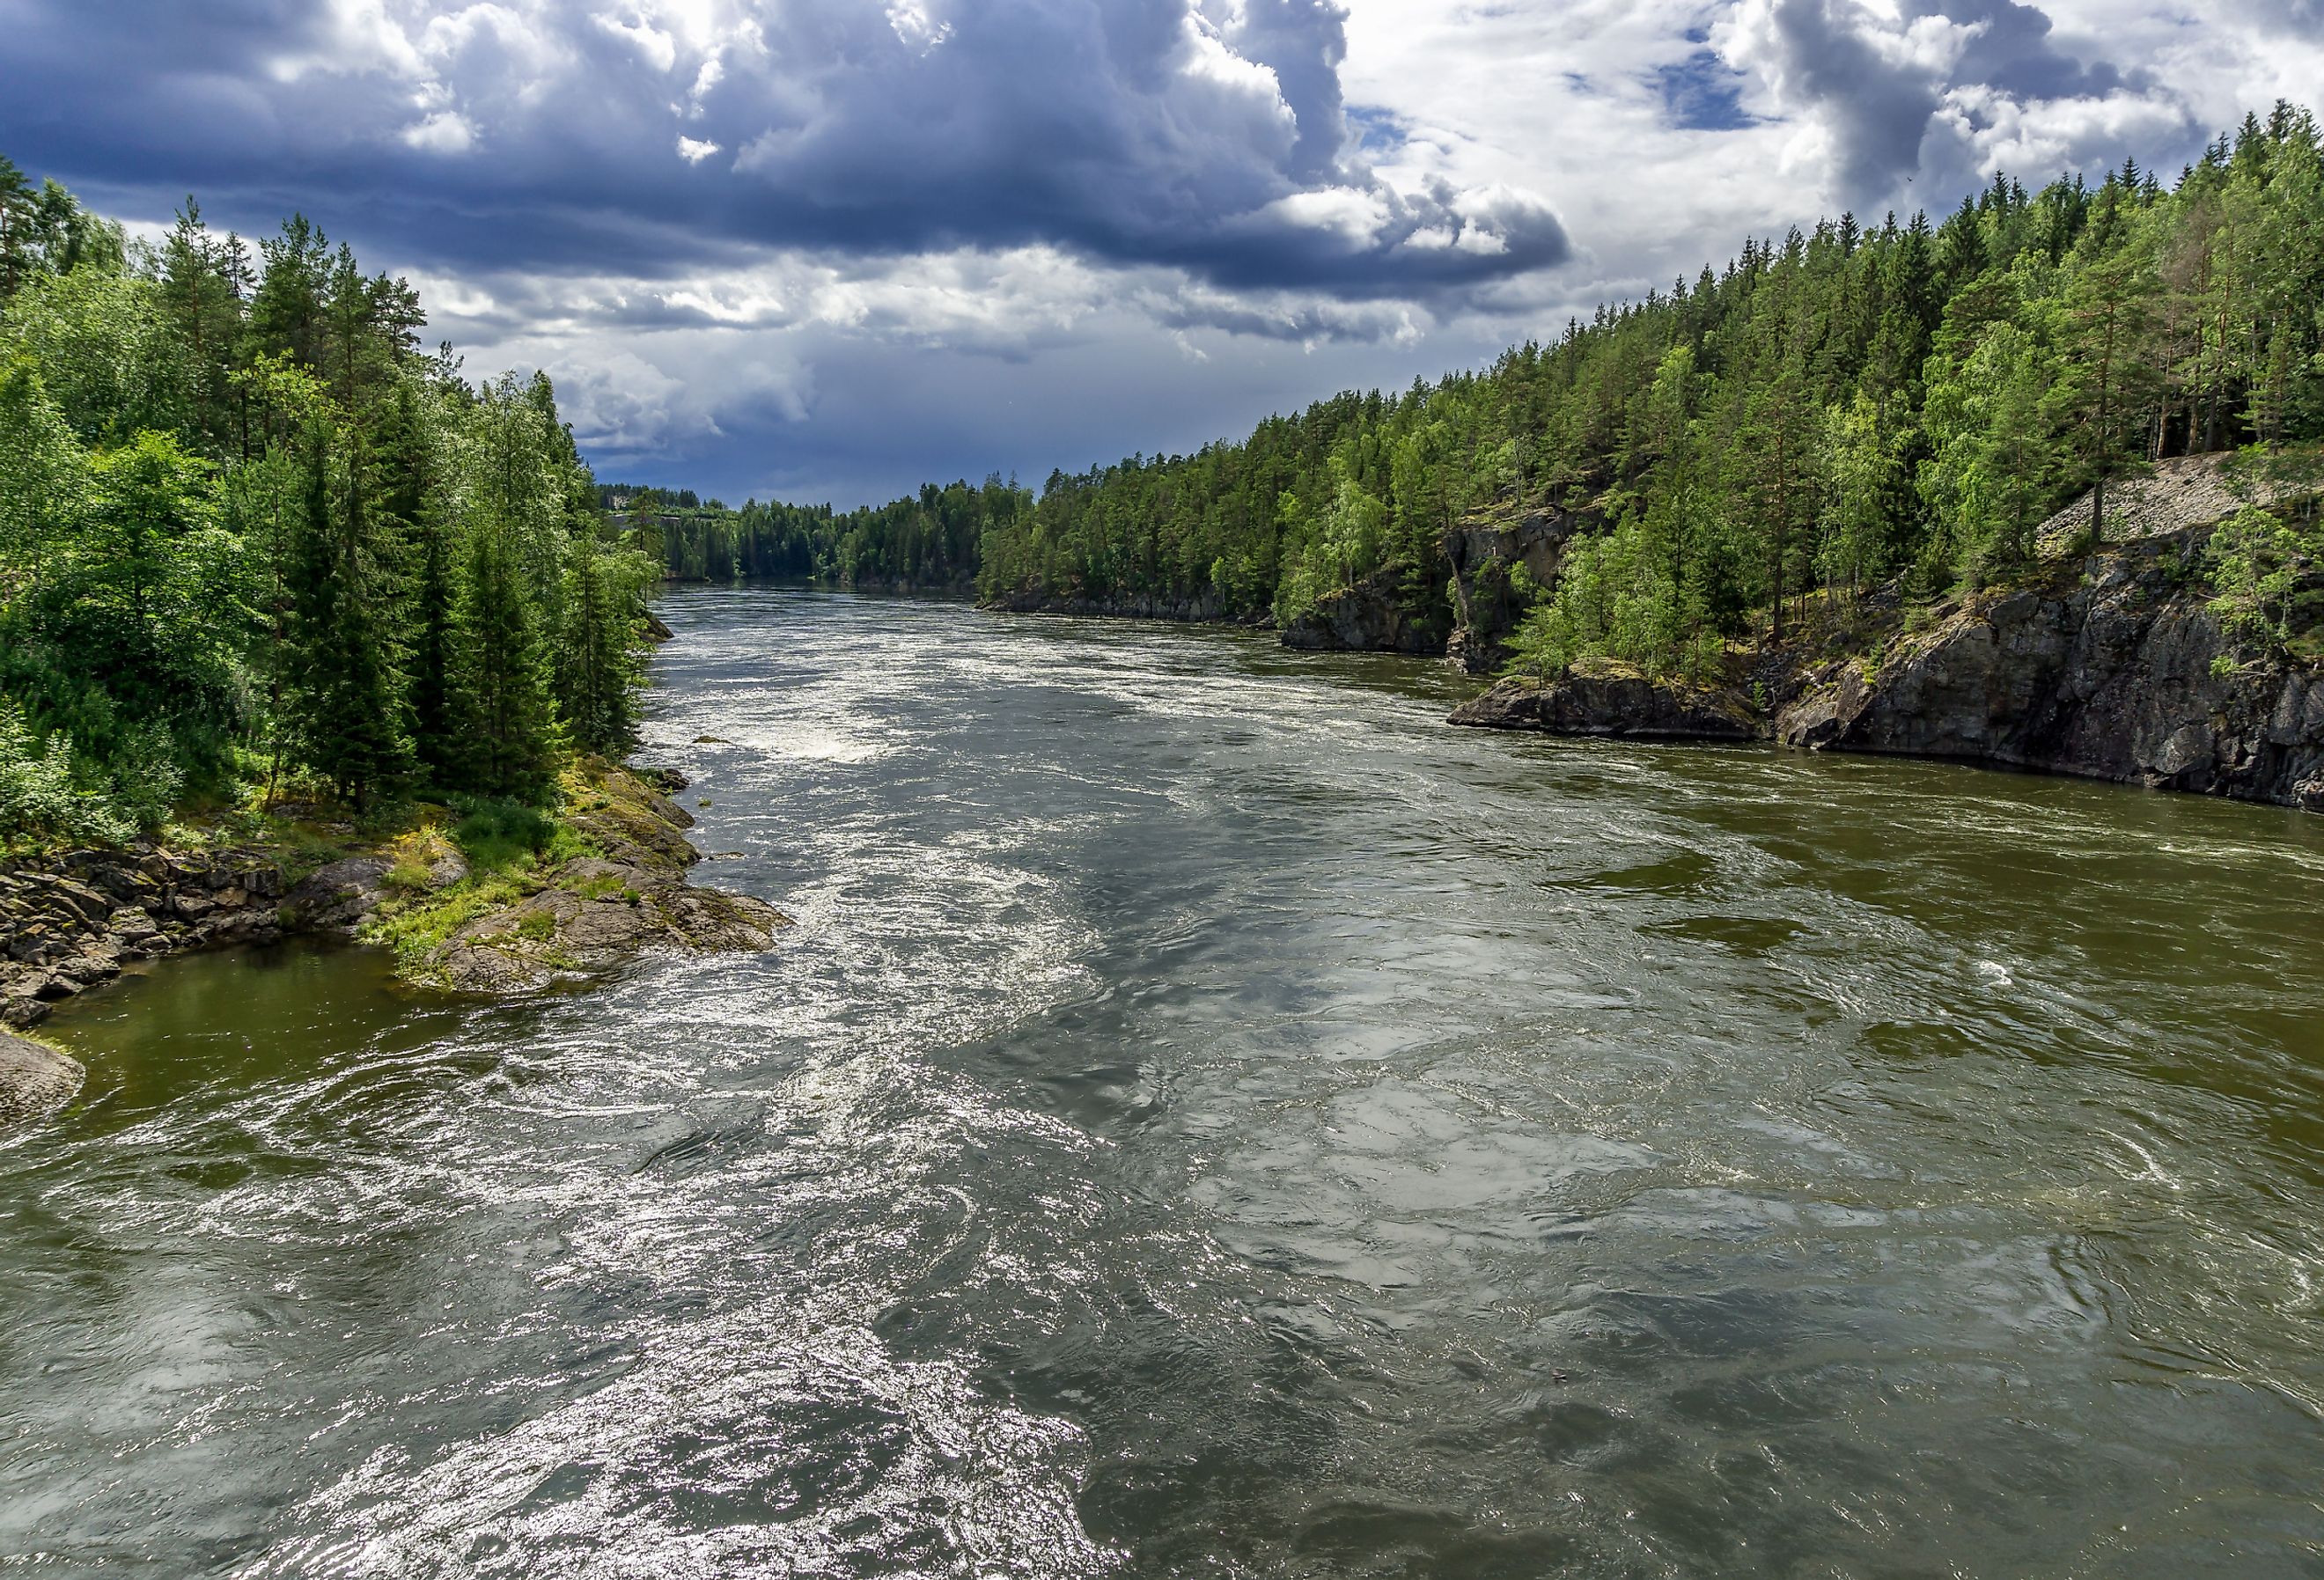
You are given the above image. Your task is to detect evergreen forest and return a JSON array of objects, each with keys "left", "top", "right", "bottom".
[
  {"left": 0, "top": 170, "right": 664, "bottom": 843},
  {"left": 972, "top": 104, "right": 2324, "bottom": 673}
]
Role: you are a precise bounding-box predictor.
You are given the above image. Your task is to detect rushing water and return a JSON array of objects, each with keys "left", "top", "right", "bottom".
[{"left": 7, "top": 588, "right": 2324, "bottom": 1577}]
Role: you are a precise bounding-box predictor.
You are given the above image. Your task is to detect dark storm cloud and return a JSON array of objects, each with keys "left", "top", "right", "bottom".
[{"left": 0, "top": 0, "right": 1567, "bottom": 300}]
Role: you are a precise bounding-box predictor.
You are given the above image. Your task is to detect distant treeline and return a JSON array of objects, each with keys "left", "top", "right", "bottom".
[
  {"left": 0, "top": 163, "right": 655, "bottom": 842},
  {"left": 656, "top": 102, "right": 2324, "bottom": 682},
  {"left": 610, "top": 479, "right": 1032, "bottom": 589}
]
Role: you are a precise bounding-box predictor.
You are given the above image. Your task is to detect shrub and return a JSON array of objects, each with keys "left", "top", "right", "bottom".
[{"left": 0, "top": 702, "right": 131, "bottom": 847}]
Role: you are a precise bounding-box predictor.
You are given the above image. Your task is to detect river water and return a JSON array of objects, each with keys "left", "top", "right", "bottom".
[{"left": 8, "top": 588, "right": 2324, "bottom": 1577}]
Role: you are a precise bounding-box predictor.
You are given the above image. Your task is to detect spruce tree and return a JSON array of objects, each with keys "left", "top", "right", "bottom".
[
  {"left": 283, "top": 422, "right": 412, "bottom": 807},
  {"left": 555, "top": 525, "right": 651, "bottom": 759},
  {"left": 448, "top": 508, "right": 560, "bottom": 801}
]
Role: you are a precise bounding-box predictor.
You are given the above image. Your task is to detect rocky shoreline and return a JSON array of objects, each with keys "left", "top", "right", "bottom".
[
  {"left": 2, "top": 846, "right": 289, "bottom": 1031},
  {"left": 1453, "top": 521, "right": 2324, "bottom": 814},
  {"left": 0, "top": 761, "right": 790, "bottom": 1124}
]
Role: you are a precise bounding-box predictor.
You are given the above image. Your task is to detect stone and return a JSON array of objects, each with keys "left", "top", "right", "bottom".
[
  {"left": 284, "top": 856, "right": 395, "bottom": 931},
  {"left": 437, "top": 944, "right": 559, "bottom": 995},
  {"left": 52, "top": 954, "right": 120, "bottom": 988},
  {"left": 45, "top": 878, "right": 111, "bottom": 928},
  {"left": 0, "top": 1033, "right": 83, "bottom": 1125}
]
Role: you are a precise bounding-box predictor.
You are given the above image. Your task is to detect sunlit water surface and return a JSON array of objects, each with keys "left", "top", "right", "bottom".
[{"left": 8, "top": 588, "right": 2324, "bottom": 1577}]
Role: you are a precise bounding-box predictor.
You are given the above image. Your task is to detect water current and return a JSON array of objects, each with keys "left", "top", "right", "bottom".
[{"left": 8, "top": 587, "right": 2324, "bottom": 1576}]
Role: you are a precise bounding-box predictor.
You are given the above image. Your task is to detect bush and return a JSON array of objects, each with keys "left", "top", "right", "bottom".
[
  {"left": 449, "top": 797, "right": 561, "bottom": 871},
  {"left": 2208, "top": 505, "right": 2320, "bottom": 653},
  {"left": 447, "top": 795, "right": 595, "bottom": 874},
  {"left": 0, "top": 702, "right": 131, "bottom": 847}
]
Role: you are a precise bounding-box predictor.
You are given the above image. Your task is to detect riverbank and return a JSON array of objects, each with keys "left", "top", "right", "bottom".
[
  {"left": 1452, "top": 508, "right": 2324, "bottom": 813},
  {"left": 0, "top": 758, "right": 789, "bottom": 1121}
]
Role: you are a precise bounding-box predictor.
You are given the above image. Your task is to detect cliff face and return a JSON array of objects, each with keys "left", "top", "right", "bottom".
[
  {"left": 1278, "top": 570, "right": 1450, "bottom": 656},
  {"left": 1776, "top": 534, "right": 2324, "bottom": 809},
  {"left": 1453, "top": 523, "right": 2324, "bottom": 815},
  {"left": 1443, "top": 506, "right": 1585, "bottom": 672}
]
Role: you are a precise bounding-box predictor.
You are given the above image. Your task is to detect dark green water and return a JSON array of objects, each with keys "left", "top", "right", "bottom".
[{"left": 8, "top": 588, "right": 2324, "bottom": 1576}]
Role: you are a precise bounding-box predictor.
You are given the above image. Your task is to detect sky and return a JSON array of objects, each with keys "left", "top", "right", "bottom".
[{"left": 4, "top": 1, "right": 2320, "bottom": 509}]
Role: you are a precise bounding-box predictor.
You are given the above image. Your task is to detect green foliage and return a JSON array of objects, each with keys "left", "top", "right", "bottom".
[
  {"left": 0, "top": 162, "right": 663, "bottom": 844},
  {"left": 283, "top": 421, "right": 412, "bottom": 805},
  {"left": 2207, "top": 504, "right": 2321, "bottom": 651},
  {"left": 0, "top": 701, "right": 129, "bottom": 847},
  {"left": 447, "top": 797, "right": 563, "bottom": 872}
]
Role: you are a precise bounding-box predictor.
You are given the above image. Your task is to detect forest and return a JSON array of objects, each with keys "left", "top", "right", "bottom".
[
  {"left": 0, "top": 162, "right": 658, "bottom": 845},
  {"left": 611, "top": 478, "right": 1027, "bottom": 589},
  {"left": 5, "top": 102, "right": 2320, "bottom": 848},
  {"left": 974, "top": 103, "right": 2324, "bottom": 676}
]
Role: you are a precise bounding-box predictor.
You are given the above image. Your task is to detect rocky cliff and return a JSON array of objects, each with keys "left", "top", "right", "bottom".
[
  {"left": 1442, "top": 504, "right": 1585, "bottom": 672},
  {"left": 1278, "top": 570, "right": 1450, "bottom": 655},
  {"left": 1454, "top": 515, "right": 2324, "bottom": 815},
  {"left": 1774, "top": 533, "right": 2324, "bottom": 809}
]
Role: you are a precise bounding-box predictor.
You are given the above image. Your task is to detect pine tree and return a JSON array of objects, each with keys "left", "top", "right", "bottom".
[
  {"left": 555, "top": 525, "right": 652, "bottom": 758},
  {"left": 2048, "top": 240, "right": 2162, "bottom": 544}
]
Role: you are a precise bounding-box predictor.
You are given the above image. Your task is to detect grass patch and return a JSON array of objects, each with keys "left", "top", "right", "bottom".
[
  {"left": 363, "top": 875, "right": 531, "bottom": 974},
  {"left": 382, "top": 821, "right": 460, "bottom": 893}
]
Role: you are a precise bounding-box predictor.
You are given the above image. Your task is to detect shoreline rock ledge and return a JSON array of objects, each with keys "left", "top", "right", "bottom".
[
  {"left": 1450, "top": 672, "right": 1759, "bottom": 740},
  {"left": 292, "top": 765, "right": 793, "bottom": 996}
]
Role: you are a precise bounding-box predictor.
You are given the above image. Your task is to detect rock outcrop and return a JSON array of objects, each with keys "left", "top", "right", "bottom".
[
  {"left": 1279, "top": 570, "right": 1451, "bottom": 656},
  {"left": 1776, "top": 534, "right": 2324, "bottom": 806},
  {"left": 431, "top": 856, "right": 790, "bottom": 995},
  {"left": 2, "top": 848, "right": 285, "bottom": 1029},
  {"left": 0, "top": 1032, "right": 84, "bottom": 1124},
  {"left": 1452, "top": 670, "right": 1758, "bottom": 739},
  {"left": 1443, "top": 505, "right": 1585, "bottom": 672},
  {"left": 301, "top": 768, "right": 791, "bottom": 994}
]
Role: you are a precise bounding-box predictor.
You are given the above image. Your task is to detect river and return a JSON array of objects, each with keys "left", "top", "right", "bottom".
[{"left": 7, "top": 587, "right": 2324, "bottom": 1576}]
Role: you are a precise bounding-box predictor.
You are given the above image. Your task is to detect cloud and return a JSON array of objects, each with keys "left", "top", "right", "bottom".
[
  {"left": 1, "top": 0, "right": 2306, "bottom": 511},
  {"left": 1711, "top": 0, "right": 2186, "bottom": 207},
  {"left": 0, "top": 0, "right": 1566, "bottom": 299}
]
